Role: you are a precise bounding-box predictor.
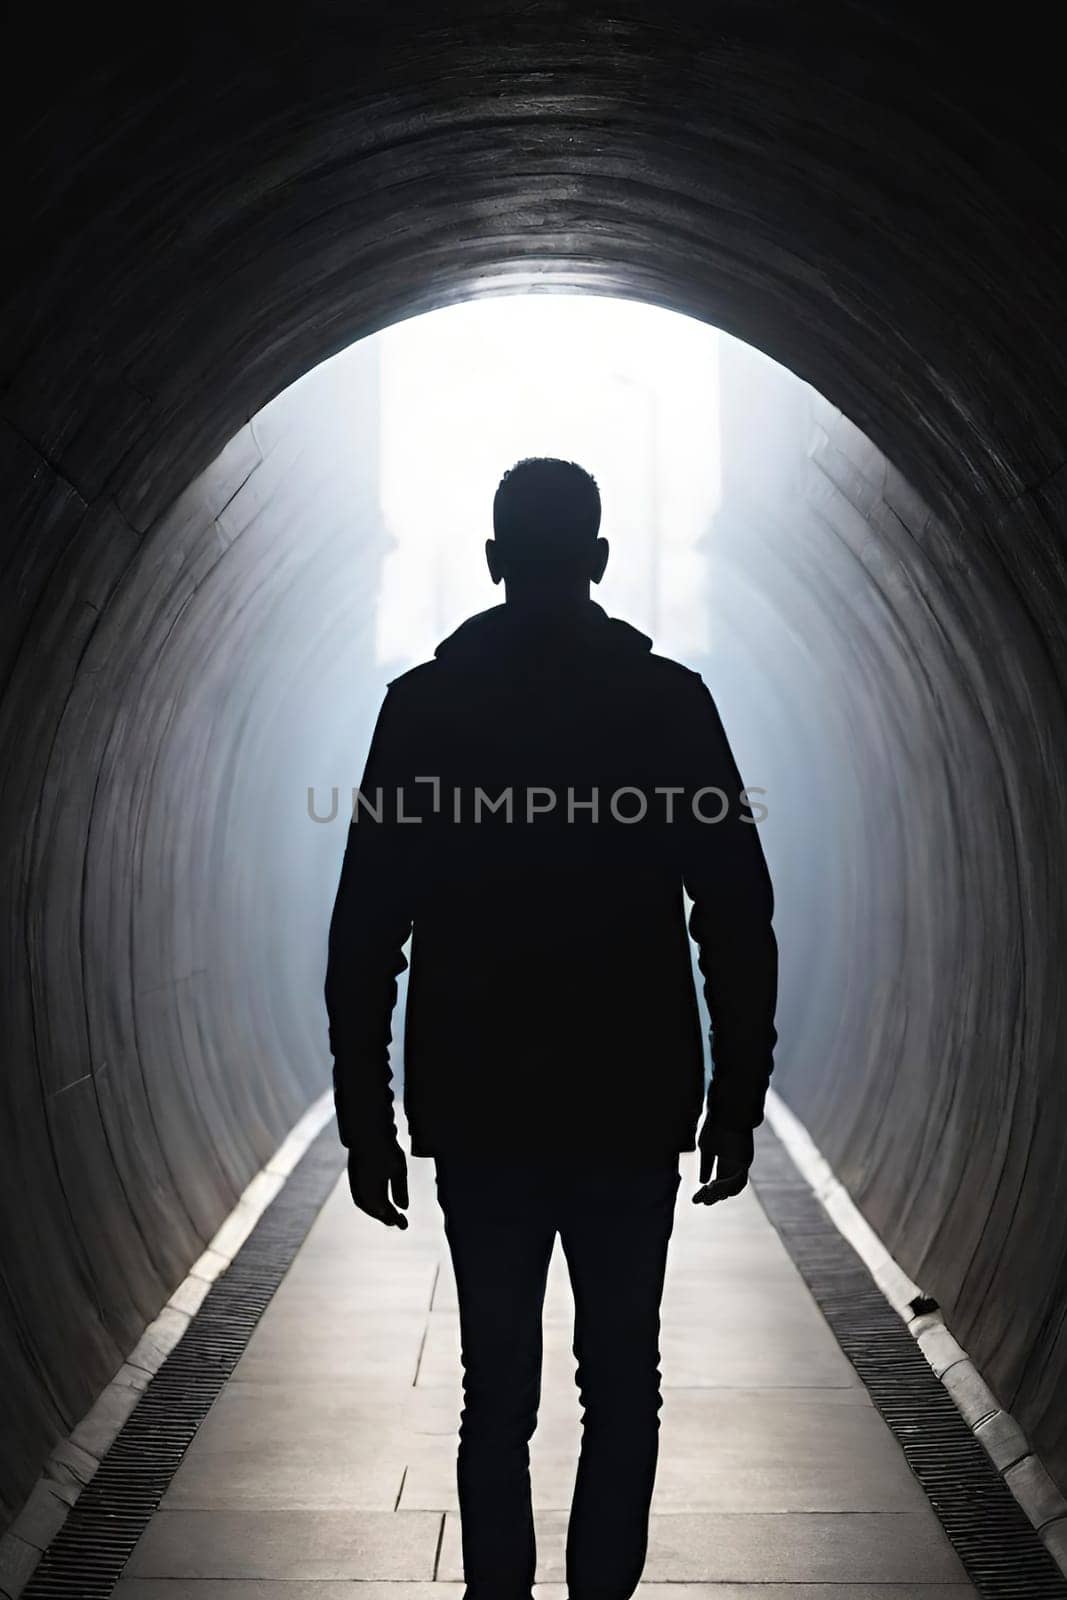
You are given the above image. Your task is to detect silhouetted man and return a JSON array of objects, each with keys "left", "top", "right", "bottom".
[{"left": 326, "top": 457, "right": 777, "bottom": 1600}]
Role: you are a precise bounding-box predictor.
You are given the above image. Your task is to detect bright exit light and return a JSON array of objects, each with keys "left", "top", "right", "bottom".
[{"left": 375, "top": 295, "right": 721, "bottom": 669}]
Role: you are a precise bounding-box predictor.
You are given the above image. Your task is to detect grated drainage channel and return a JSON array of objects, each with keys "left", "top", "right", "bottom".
[
  {"left": 21, "top": 1125, "right": 345, "bottom": 1599},
  {"left": 752, "top": 1124, "right": 1067, "bottom": 1598}
]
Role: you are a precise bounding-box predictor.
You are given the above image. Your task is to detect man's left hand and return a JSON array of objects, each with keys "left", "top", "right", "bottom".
[{"left": 347, "top": 1137, "right": 410, "bottom": 1229}]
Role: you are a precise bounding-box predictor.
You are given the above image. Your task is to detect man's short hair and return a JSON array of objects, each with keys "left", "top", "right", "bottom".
[{"left": 493, "top": 458, "right": 601, "bottom": 558}]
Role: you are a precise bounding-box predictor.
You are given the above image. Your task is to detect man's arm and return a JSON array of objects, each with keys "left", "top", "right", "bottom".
[
  {"left": 681, "top": 679, "right": 778, "bottom": 1203},
  {"left": 325, "top": 686, "right": 414, "bottom": 1225}
]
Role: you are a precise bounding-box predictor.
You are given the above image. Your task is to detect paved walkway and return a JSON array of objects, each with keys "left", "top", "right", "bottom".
[{"left": 116, "top": 1146, "right": 976, "bottom": 1598}]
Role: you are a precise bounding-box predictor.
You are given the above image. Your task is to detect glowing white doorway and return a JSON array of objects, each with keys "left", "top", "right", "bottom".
[{"left": 375, "top": 296, "right": 721, "bottom": 669}]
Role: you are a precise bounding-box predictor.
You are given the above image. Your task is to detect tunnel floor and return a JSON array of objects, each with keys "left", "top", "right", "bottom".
[{"left": 106, "top": 1140, "right": 977, "bottom": 1597}]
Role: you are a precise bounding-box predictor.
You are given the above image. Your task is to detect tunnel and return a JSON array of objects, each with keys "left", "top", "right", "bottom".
[{"left": 3, "top": 0, "right": 1067, "bottom": 1573}]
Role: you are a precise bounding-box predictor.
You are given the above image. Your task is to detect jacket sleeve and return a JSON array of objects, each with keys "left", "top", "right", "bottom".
[
  {"left": 681, "top": 678, "right": 778, "bottom": 1138},
  {"left": 324, "top": 686, "right": 415, "bottom": 1150}
]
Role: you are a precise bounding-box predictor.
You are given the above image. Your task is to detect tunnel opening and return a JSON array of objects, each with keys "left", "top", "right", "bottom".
[
  {"left": 4, "top": 6, "right": 1067, "bottom": 1547},
  {"left": 4, "top": 286, "right": 1063, "bottom": 1532}
]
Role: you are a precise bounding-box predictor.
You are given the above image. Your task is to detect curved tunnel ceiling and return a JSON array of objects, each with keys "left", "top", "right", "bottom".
[{"left": 3, "top": 0, "right": 1067, "bottom": 1529}]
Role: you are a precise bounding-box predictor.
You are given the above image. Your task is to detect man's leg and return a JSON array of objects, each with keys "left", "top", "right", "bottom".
[
  {"left": 559, "top": 1161, "right": 681, "bottom": 1600},
  {"left": 435, "top": 1157, "right": 556, "bottom": 1600}
]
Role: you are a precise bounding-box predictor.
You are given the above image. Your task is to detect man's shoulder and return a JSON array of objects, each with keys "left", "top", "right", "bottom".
[
  {"left": 633, "top": 648, "right": 713, "bottom": 712},
  {"left": 363, "top": 661, "right": 441, "bottom": 739},
  {"left": 379, "top": 655, "right": 480, "bottom": 737},
  {"left": 385, "top": 659, "right": 438, "bottom": 696},
  {"left": 642, "top": 648, "right": 705, "bottom": 686}
]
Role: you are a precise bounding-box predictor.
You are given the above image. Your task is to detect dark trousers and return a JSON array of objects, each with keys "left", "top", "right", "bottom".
[{"left": 434, "top": 1154, "right": 681, "bottom": 1600}]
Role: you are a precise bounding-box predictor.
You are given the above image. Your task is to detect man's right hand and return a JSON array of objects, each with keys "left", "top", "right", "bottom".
[
  {"left": 347, "top": 1139, "right": 409, "bottom": 1229},
  {"left": 693, "top": 1123, "right": 754, "bottom": 1207}
]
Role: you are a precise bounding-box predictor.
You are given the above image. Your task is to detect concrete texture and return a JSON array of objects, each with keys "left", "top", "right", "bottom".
[
  {"left": 3, "top": 1, "right": 1067, "bottom": 1532},
  {"left": 118, "top": 1156, "right": 974, "bottom": 1592}
]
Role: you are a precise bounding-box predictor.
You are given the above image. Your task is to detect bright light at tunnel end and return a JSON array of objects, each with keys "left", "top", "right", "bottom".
[{"left": 375, "top": 295, "right": 722, "bottom": 669}]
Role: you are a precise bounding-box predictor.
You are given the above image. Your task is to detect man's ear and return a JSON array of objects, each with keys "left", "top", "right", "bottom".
[
  {"left": 590, "top": 537, "right": 609, "bottom": 586},
  {"left": 485, "top": 538, "right": 503, "bottom": 585}
]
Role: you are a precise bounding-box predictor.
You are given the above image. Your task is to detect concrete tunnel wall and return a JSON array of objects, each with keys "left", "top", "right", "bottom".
[
  {"left": 0, "top": 341, "right": 393, "bottom": 1525},
  {"left": 3, "top": 1, "right": 1067, "bottom": 1530}
]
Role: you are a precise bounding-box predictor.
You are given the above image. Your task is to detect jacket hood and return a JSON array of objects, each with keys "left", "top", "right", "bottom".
[{"left": 433, "top": 601, "right": 653, "bottom": 663}]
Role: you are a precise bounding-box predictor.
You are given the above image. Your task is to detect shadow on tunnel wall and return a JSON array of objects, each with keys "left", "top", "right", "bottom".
[{"left": 3, "top": 0, "right": 1067, "bottom": 1533}]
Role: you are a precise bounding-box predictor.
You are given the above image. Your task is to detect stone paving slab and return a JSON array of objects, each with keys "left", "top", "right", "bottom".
[
  {"left": 232, "top": 1307, "right": 428, "bottom": 1386},
  {"left": 399, "top": 1388, "right": 927, "bottom": 1512},
  {"left": 124, "top": 1509, "right": 443, "bottom": 1581},
  {"left": 417, "top": 1302, "right": 861, "bottom": 1390},
  {"left": 437, "top": 1509, "right": 970, "bottom": 1584},
  {"left": 164, "top": 1373, "right": 900, "bottom": 1515}
]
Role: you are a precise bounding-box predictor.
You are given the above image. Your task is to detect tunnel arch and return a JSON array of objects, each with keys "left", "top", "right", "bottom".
[{"left": 3, "top": 2, "right": 1067, "bottom": 1527}]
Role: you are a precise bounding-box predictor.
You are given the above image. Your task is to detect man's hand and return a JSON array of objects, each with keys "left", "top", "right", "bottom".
[
  {"left": 347, "top": 1138, "right": 409, "bottom": 1229},
  {"left": 693, "top": 1123, "right": 754, "bottom": 1207}
]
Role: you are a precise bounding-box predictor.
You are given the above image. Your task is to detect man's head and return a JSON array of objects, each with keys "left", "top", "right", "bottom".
[{"left": 486, "top": 458, "right": 609, "bottom": 605}]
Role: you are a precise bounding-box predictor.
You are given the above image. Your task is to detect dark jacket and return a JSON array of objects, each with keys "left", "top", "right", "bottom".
[{"left": 325, "top": 600, "right": 777, "bottom": 1160}]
